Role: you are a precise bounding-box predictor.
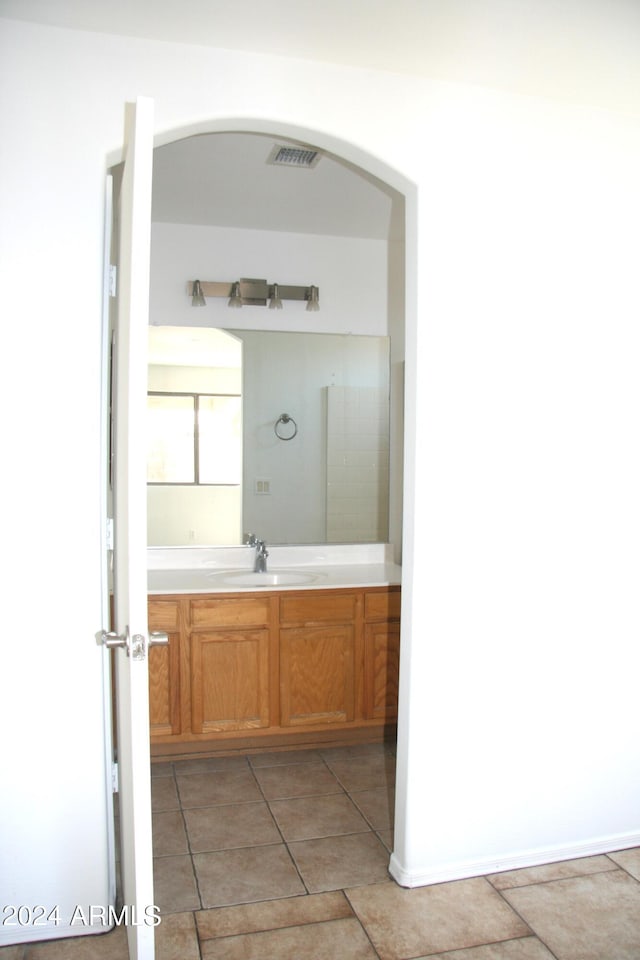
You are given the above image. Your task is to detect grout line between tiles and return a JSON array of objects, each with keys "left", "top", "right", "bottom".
[
  {"left": 342, "top": 888, "right": 385, "bottom": 960},
  {"left": 487, "top": 861, "right": 626, "bottom": 893},
  {"left": 247, "top": 757, "right": 313, "bottom": 895},
  {"left": 489, "top": 879, "right": 562, "bottom": 960},
  {"left": 198, "top": 912, "right": 384, "bottom": 959},
  {"left": 173, "top": 769, "right": 205, "bottom": 913},
  {"left": 603, "top": 851, "right": 640, "bottom": 885}
]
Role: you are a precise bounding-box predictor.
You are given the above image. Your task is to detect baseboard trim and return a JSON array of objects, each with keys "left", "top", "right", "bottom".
[
  {"left": 151, "top": 724, "right": 397, "bottom": 762},
  {"left": 388, "top": 831, "right": 640, "bottom": 888}
]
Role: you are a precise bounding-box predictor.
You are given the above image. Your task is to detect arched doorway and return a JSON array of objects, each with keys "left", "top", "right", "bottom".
[
  {"left": 111, "top": 112, "right": 418, "bottom": 926},
  {"left": 145, "top": 113, "right": 418, "bottom": 846}
]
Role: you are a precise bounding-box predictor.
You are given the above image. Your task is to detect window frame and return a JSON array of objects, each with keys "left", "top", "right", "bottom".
[{"left": 147, "top": 389, "right": 241, "bottom": 487}]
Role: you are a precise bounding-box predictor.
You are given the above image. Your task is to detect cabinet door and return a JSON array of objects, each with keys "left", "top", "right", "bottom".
[
  {"left": 280, "top": 625, "right": 355, "bottom": 726},
  {"left": 191, "top": 629, "right": 270, "bottom": 733},
  {"left": 364, "top": 620, "right": 400, "bottom": 720},
  {"left": 148, "top": 600, "right": 182, "bottom": 737}
]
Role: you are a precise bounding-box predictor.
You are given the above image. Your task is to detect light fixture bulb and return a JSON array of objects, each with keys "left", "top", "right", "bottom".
[
  {"left": 306, "top": 285, "right": 320, "bottom": 312},
  {"left": 228, "top": 282, "right": 243, "bottom": 308},
  {"left": 269, "top": 283, "right": 283, "bottom": 310},
  {"left": 191, "top": 279, "right": 206, "bottom": 307}
]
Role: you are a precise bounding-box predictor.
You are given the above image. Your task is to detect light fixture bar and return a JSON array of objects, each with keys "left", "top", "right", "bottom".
[{"left": 187, "top": 279, "right": 319, "bottom": 305}]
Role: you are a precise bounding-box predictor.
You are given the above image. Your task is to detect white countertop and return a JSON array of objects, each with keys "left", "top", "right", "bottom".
[
  {"left": 148, "top": 562, "right": 401, "bottom": 594},
  {"left": 147, "top": 544, "right": 401, "bottom": 595}
]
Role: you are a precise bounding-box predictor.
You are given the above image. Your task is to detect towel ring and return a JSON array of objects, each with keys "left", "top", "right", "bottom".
[{"left": 274, "top": 413, "right": 298, "bottom": 441}]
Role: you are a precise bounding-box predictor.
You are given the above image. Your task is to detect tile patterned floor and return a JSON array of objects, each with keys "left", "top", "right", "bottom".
[{"left": 2, "top": 742, "right": 639, "bottom": 959}]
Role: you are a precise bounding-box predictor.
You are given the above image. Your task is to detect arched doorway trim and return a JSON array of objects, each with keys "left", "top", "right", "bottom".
[{"left": 149, "top": 114, "right": 419, "bottom": 879}]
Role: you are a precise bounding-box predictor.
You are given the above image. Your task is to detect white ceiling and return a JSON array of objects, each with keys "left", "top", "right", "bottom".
[
  {"left": 5, "top": 0, "right": 640, "bottom": 238},
  {"left": 151, "top": 131, "right": 399, "bottom": 240},
  {"left": 4, "top": 0, "right": 640, "bottom": 116}
]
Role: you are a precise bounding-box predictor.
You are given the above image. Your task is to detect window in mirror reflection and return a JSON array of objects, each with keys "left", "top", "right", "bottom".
[
  {"left": 199, "top": 395, "right": 242, "bottom": 484},
  {"left": 147, "top": 392, "right": 241, "bottom": 485}
]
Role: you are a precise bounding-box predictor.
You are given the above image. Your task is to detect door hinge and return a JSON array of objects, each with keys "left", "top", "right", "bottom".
[
  {"left": 108, "top": 264, "right": 117, "bottom": 297},
  {"left": 105, "top": 517, "right": 114, "bottom": 550},
  {"left": 111, "top": 762, "right": 119, "bottom": 794}
]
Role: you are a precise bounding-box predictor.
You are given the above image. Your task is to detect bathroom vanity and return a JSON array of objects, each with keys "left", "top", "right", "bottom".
[{"left": 147, "top": 545, "right": 401, "bottom": 758}]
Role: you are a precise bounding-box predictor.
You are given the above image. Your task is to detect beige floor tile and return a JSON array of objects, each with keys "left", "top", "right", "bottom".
[
  {"left": 319, "top": 742, "right": 394, "bottom": 761},
  {"left": 488, "top": 854, "right": 618, "bottom": 890},
  {"left": 269, "top": 793, "right": 370, "bottom": 840},
  {"left": 196, "top": 890, "right": 353, "bottom": 939},
  {"left": 153, "top": 855, "right": 201, "bottom": 914},
  {"left": 173, "top": 756, "right": 249, "bottom": 776},
  {"left": 346, "top": 877, "right": 530, "bottom": 960},
  {"left": 152, "top": 810, "right": 189, "bottom": 857},
  {"left": 184, "top": 801, "right": 280, "bottom": 852},
  {"left": 176, "top": 769, "right": 261, "bottom": 808},
  {"left": 11, "top": 910, "right": 191, "bottom": 960},
  {"left": 289, "top": 832, "right": 391, "bottom": 892},
  {"left": 417, "top": 937, "right": 555, "bottom": 959},
  {"left": 193, "top": 844, "right": 306, "bottom": 907},
  {"left": 608, "top": 846, "right": 640, "bottom": 881},
  {"left": 151, "top": 762, "right": 175, "bottom": 778},
  {"left": 200, "top": 916, "right": 378, "bottom": 959},
  {"left": 155, "top": 911, "right": 200, "bottom": 960},
  {"left": 23, "top": 926, "right": 128, "bottom": 959},
  {"left": 252, "top": 761, "right": 342, "bottom": 800},
  {"left": 325, "top": 753, "right": 396, "bottom": 792},
  {"left": 501, "top": 869, "right": 640, "bottom": 960},
  {"left": 350, "top": 786, "right": 395, "bottom": 830},
  {"left": 248, "top": 749, "right": 323, "bottom": 767},
  {"left": 0, "top": 948, "right": 25, "bottom": 960},
  {"left": 151, "top": 776, "right": 180, "bottom": 812}
]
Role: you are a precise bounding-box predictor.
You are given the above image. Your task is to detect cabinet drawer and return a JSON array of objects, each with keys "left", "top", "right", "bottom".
[
  {"left": 148, "top": 600, "right": 180, "bottom": 631},
  {"left": 280, "top": 593, "right": 357, "bottom": 625},
  {"left": 191, "top": 597, "right": 270, "bottom": 629},
  {"left": 365, "top": 590, "right": 401, "bottom": 622}
]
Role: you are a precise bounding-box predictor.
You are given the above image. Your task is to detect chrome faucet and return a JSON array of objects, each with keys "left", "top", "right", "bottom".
[
  {"left": 246, "top": 534, "right": 269, "bottom": 573},
  {"left": 254, "top": 539, "right": 269, "bottom": 573}
]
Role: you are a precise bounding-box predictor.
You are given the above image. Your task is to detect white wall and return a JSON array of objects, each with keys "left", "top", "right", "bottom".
[
  {"left": 1, "top": 6, "right": 639, "bottom": 928},
  {"left": 393, "top": 87, "right": 640, "bottom": 884},
  {"left": 150, "top": 221, "right": 389, "bottom": 336}
]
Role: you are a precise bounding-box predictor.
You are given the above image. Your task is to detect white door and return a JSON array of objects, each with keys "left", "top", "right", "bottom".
[{"left": 110, "top": 96, "right": 157, "bottom": 960}]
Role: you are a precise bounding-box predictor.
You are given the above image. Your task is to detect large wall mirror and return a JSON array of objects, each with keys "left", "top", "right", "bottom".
[
  {"left": 148, "top": 325, "right": 390, "bottom": 546},
  {"left": 147, "top": 130, "right": 405, "bottom": 555}
]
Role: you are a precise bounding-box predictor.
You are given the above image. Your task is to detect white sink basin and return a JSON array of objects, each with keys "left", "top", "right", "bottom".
[{"left": 209, "top": 569, "right": 324, "bottom": 587}]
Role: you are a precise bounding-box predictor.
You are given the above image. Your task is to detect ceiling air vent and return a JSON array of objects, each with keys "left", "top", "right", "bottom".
[{"left": 267, "top": 144, "right": 322, "bottom": 169}]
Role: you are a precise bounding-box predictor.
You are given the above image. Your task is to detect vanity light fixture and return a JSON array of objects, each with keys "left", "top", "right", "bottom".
[
  {"left": 306, "top": 285, "right": 320, "bottom": 312},
  {"left": 228, "top": 282, "right": 243, "bottom": 308},
  {"left": 191, "top": 279, "right": 206, "bottom": 307},
  {"left": 268, "top": 283, "right": 283, "bottom": 310},
  {"left": 187, "top": 279, "right": 320, "bottom": 311}
]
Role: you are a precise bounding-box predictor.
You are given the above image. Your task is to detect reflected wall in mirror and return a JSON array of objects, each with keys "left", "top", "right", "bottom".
[{"left": 147, "top": 326, "right": 390, "bottom": 546}]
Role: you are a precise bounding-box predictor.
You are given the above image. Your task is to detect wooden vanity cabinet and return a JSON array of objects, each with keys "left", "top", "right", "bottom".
[
  {"left": 279, "top": 593, "right": 360, "bottom": 727},
  {"left": 147, "top": 599, "right": 184, "bottom": 738},
  {"left": 147, "top": 584, "right": 400, "bottom": 753},
  {"left": 364, "top": 589, "right": 401, "bottom": 721},
  {"left": 189, "top": 596, "right": 276, "bottom": 735}
]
